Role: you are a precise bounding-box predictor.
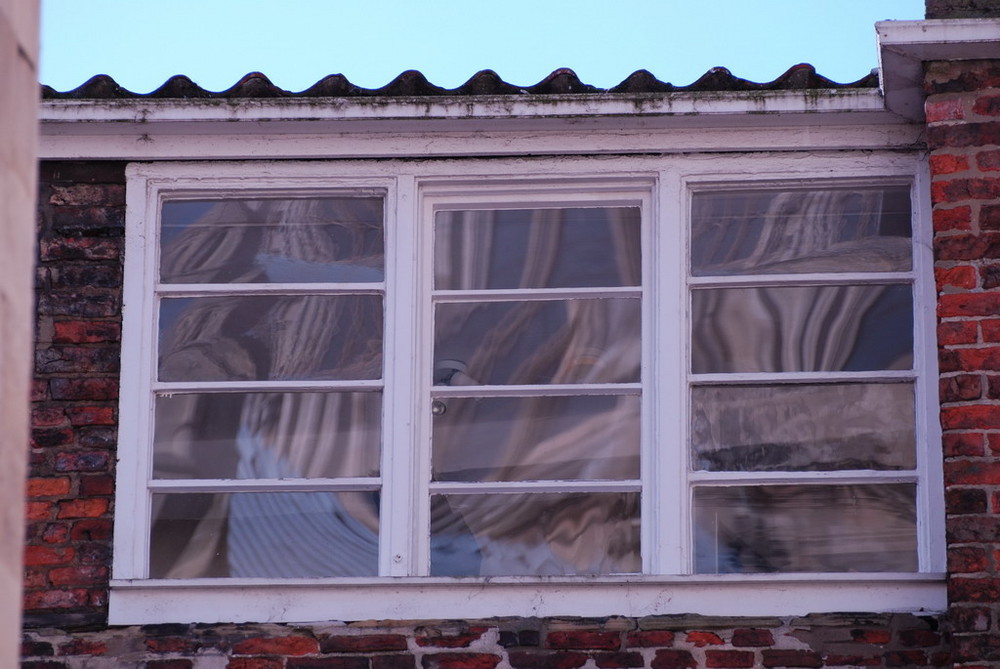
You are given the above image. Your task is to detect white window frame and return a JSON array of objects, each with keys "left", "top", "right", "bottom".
[{"left": 113, "top": 154, "right": 944, "bottom": 624}]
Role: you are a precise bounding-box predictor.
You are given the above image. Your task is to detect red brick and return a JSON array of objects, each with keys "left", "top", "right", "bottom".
[
  {"left": 232, "top": 636, "right": 319, "bottom": 656},
  {"left": 65, "top": 406, "right": 115, "bottom": 426},
  {"left": 23, "top": 588, "right": 88, "bottom": 610},
  {"left": 49, "top": 378, "right": 118, "bottom": 401},
  {"left": 22, "top": 568, "right": 48, "bottom": 589},
  {"left": 705, "top": 651, "right": 754, "bottom": 668},
  {"left": 947, "top": 486, "right": 989, "bottom": 514},
  {"left": 731, "top": 629, "right": 773, "bottom": 647},
  {"left": 950, "top": 576, "right": 1000, "bottom": 602},
  {"left": 507, "top": 650, "right": 587, "bottom": 669},
  {"left": 27, "top": 477, "right": 71, "bottom": 498},
  {"left": 926, "top": 97, "right": 965, "bottom": 122},
  {"left": 938, "top": 293, "right": 1000, "bottom": 318},
  {"left": 930, "top": 152, "right": 970, "bottom": 175},
  {"left": 31, "top": 407, "right": 68, "bottom": 428},
  {"left": 57, "top": 639, "right": 106, "bottom": 656},
  {"left": 79, "top": 475, "right": 114, "bottom": 497},
  {"left": 982, "top": 318, "right": 1000, "bottom": 342},
  {"left": 934, "top": 204, "right": 973, "bottom": 231},
  {"left": 546, "top": 631, "right": 620, "bottom": 651},
  {"left": 935, "top": 264, "right": 978, "bottom": 291},
  {"left": 24, "top": 545, "right": 74, "bottom": 566},
  {"left": 421, "top": 654, "right": 500, "bottom": 669},
  {"left": 56, "top": 498, "right": 109, "bottom": 519},
  {"left": 625, "top": 630, "right": 674, "bottom": 647},
  {"left": 39, "top": 238, "right": 121, "bottom": 262},
  {"left": 41, "top": 522, "right": 69, "bottom": 544},
  {"left": 761, "top": 649, "right": 822, "bottom": 668},
  {"left": 938, "top": 320, "right": 978, "bottom": 346},
  {"left": 949, "top": 545, "right": 989, "bottom": 573},
  {"left": 684, "top": 631, "right": 722, "bottom": 647},
  {"left": 983, "top": 204, "right": 1000, "bottom": 231},
  {"left": 593, "top": 652, "right": 644, "bottom": 668},
  {"left": 974, "top": 94, "right": 1000, "bottom": 116},
  {"left": 928, "top": 121, "right": 1000, "bottom": 150},
  {"left": 145, "top": 638, "right": 199, "bottom": 654},
  {"left": 321, "top": 635, "right": 408, "bottom": 653},
  {"left": 25, "top": 501, "right": 54, "bottom": 521},
  {"left": 52, "top": 321, "right": 120, "bottom": 344},
  {"left": 939, "top": 347, "right": 1000, "bottom": 373},
  {"left": 990, "top": 433, "right": 1000, "bottom": 455},
  {"left": 49, "top": 565, "right": 108, "bottom": 586},
  {"left": 650, "top": 650, "right": 696, "bottom": 669},
  {"left": 228, "top": 660, "right": 283, "bottom": 669},
  {"left": 946, "top": 458, "right": 1000, "bottom": 484},
  {"left": 978, "top": 149, "right": 1000, "bottom": 171},
  {"left": 941, "top": 374, "right": 983, "bottom": 402},
  {"left": 943, "top": 432, "right": 985, "bottom": 456}
]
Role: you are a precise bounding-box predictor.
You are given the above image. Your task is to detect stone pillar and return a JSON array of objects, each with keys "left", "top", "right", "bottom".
[{"left": 0, "top": 0, "right": 39, "bottom": 666}]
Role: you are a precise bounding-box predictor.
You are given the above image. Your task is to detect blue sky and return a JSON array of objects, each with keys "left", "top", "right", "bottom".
[{"left": 40, "top": 0, "right": 925, "bottom": 94}]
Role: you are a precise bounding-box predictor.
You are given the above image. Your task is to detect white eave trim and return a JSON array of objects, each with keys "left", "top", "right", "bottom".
[{"left": 878, "top": 18, "right": 1000, "bottom": 121}]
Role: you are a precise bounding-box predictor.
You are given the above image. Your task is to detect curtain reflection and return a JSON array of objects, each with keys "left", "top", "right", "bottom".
[
  {"left": 152, "top": 198, "right": 383, "bottom": 578},
  {"left": 431, "top": 208, "right": 642, "bottom": 575}
]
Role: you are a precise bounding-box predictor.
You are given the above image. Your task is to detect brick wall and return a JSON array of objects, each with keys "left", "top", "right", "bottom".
[
  {"left": 926, "top": 58, "right": 1000, "bottom": 665},
  {"left": 24, "top": 161, "right": 125, "bottom": 630}
]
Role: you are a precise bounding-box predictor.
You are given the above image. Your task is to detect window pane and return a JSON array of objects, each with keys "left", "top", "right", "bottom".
[
  {"left": 435, "top": 207, "right": 641, "bottom": 290},
  {"left": 153, "top": 392, "right": 381, "bottom": 480},
  {"left": 430, "top": 492, "right": 639, "bottom": 576},
  {"left": 691, "top": 187, "right": 911, "bottom": 276},
  {"left": 150, "top": 491, "right": 379, "bottom": 578},
  {"left": 691, "top": 383, "right": 915, "bottom": 472},
  {"left": 434, "top": 299, "right": 640, "bottom": 385},
  {"left": 693, "top": 484, "right": 917, "bottom": 573},
  {"left": 432, "top": 395, "right": 639, "bottom": 482},
  {"left": 158, "top": 295, "right": 383, "bottom": 381},
  {"left": 160, "top": 197, "right": 384, "bottom": 284},
  {"left": 691, "top": 284, "right": 912, "bottom": 373}
]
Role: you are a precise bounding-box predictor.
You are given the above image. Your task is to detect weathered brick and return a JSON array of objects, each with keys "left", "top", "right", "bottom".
[
  {"left": 950, "top": 576, "right": 1000, "bottom": 602},
  {"left": 930, "top": 152, "right": 970, "bottom": 174},
  {"left": 288, "top": 658, "right": 369, "bottom": 669},
  {"left": 731, "top": 629, "right": 773, "bottom": 647},
  {"left": 650, "top": 649, "right": 696, "bottom": 669},
  {"left": 79, "top": 475, "right": 114, "bottom": 497},
  {"left": 546, "top": 631, "right": 619, "bottom": 651},
  {"left": 760, "top": 649, "right": 822, "bottom": 668},
  {"left": 49, "top": 265, "right": 122, "bottom": 290},
  {"left": 982, "top": 263, "right": 1000, "bottom": 289},
  {"left": 228, "top": 660, "right": 283, "bottom": 669},
  {"left": 26, "top": 477, "right": 71, "bottom": 498},
  {"left": 49, "top": 565, "right": 108, "bottom": 586},
  {"left": 941, "top": 374, "right": 982, "bottom": 402},
  {"left": 625, "top": 630, "right": 674, "bottom": 647},
  {"left": 947, "top": 514, "right": 1000, "bottom": 542},
  {"left": 54, "top": 451, "right": 110, "bottom": 473},
  {"left": 421, "top": 653, "right": 500, "bottom": 669},
  {"left": 48, "top": 184, "right": 125, "bottom": 207},
  {"left": 145, "top": 637, "right": 199, "bottom": 654},
  {"left": 938, "top": 293, "right": 1000, "bottom": 318},
  {"left": 934, "top": 204, "right": 972, "bottom": 231},
  {"left": 926, "top": 98, "right": 966, "bottom": 122},
  {"left": 36, "top": 346, "right": 119, "bottom": 374},
  {"left": 973, "top": 94, "right": 1000, "bottom": 116},
  {"left": 52, "top": 321, "right": 120, "bottom": 344},
  {"left": 945, "top": 458, "right": 1000, "bottom": 484},
  {"left": 936, "top": 264, "right": 977, "bottom": 291},
  {"left": 23, "top": 588, "right": 89, "bottom": 610},
  {"left": 21, "top": 640, "right": 55, "bottom": 656},
  {"left": 371, "top": 656, "right": 417, "bottom": 669},
  {"left": 896, "top": 629, "right": 941, "bottom": 647},
  {"left": 232, "top": 636, "right": 320, "bottom": 656},
  {"left": 49, "top": 378, "right": 118, "bottom": 401},
  {"left": 39, "top": 238, "right": 122, "bottom": 262},
  {"left": 927, "top": 122, "right": 1000, "bottom": 150},
  {"left": 592, "top": 652, "right": 644, "bottom": 668},
  {"left": 983, "top": 204, "right": 1000, "bottom": 230},
  {"left": 704, "top": 650, "right": 754, "bottom": 668},
  {"left": 65, "top": 406, "right": 115, "bottom": 426},
  {"left": 946, "top": 486, "right": 989, "bottom": 514},
  {"left": 948, "top": 545, "right": 989, "bottom": 573},
  {"left": 416, "top": 628, "right": 486, "bottom": 648},
  {"left": 50, "top": 206, "right": 124, "bottom": 237},
  {"left": 850, "top": 629, "right": 890, "bottom": 644},
  {"left": 950, "top": 605, "right": 992, "bottom": 632},
  {"left": 31, "top": 407, "right": 68, "bottom": 428},
  {"left": 40, "top": 522, "right": 69, "bottom": 544},
  {"left": 147, "top": 660, "right": 194, "bottom": 669},
  {"left": 56, "top": 498, "right": 109, "bottom": 519},
  {"left": 938, "top": 320, "right": 978, "bottom": 346},
  {"left": 507, "top": 651, "right": 587, "bottom": 669},
  {"left": 57, "top": 639, "right": 107, "bottom": 656},
  {"left": 24, "top": 545, "right": 74, "bottom": 566},
  {"left": 321, "top": 635, "right": 408, "bottom": 653},
  {"left": 37, "top": 291, "right": 120, "bottom": 318},
  {"left": 978, "top": 149, "right": 1000, "bottom": 171},
  {"left": 31, "top": 427, "right": 75, "bottom": 449}
]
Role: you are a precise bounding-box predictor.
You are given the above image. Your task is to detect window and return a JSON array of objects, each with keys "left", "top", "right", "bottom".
[{"left": 115, "top": 157, "right": 943, "bottom": 623}]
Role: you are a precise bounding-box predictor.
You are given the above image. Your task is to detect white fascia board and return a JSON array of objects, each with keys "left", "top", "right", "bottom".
[{"left": 878, "top": 18, "right": 1000, "bottom": 121}]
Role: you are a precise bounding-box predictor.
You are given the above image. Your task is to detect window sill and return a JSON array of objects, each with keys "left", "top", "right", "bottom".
[{"left": 109, "top": 573, "right": 946, "bottom": 624}]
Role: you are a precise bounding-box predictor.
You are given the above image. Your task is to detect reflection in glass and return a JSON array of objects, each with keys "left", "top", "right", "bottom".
[
  {"left": 435, "top": 207, "right": 641, "bottom": 290},
  {"left": 161, "top": 197, "right": 384, "bottom": 284},
  {"left": 154, "top": 392, "right": 381, "bottom": 480},
  {"left": 433, "top": 395, "right": 639, "bottom": 482},
  {"left": 693, "top": 484, "right": 917, "bottom": 573},
  {"left": 691, "top": 284, "right": 912, "bottom": 373},
  {"left": 158, "top": 295, "right": 383, "bottom": 382},
  {"left": 430, "top": 492, "right": 639, "bottom": 576},
  {"left": 150, "top": 491, "right": 380, "bottom": 578},
  {"left": 691, "top": 383, "right": 915, "bottom": 472},
  {"left": 691, "top": 187, "right": 911, "bottom": 276},
  {"left": 434, "top": 299, "right": 640, "bottom": 385}
]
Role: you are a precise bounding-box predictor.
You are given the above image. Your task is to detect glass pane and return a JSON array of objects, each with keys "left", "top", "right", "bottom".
[
  {"left": 158, "top": 295, "right": 383, "bottom": 382},
  {"left": 150, "top": 491, "right": 380, "bottom": 578},
  {"left": 430, "top": 492, "right": 639, "bottom": 576},
  {"left": 160, "top": 197, "right": 384, "bottom": 284},
  {"left": 691, "top": 284, "right": 912, "bottom": 373},
  {"left": 691, "top": 186, "right": 911, "bottom": 276},
  {"left": 693, "top": 484, "right": 917, "bottom": 573},
  {"left": 154, "top": 392, "right": 381, "bottom": 480},
  {"left": 435, "top": 207, "right": 641, "bottom": 290},
  {"left": 432, "top": 395, "right": 639, "bottom": 482},
  {"left": 434, "top": 299, "right": 640, "bottom": 385},
  {"left": 691, "top": 383, "right": 915, "bottom": 472}
]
